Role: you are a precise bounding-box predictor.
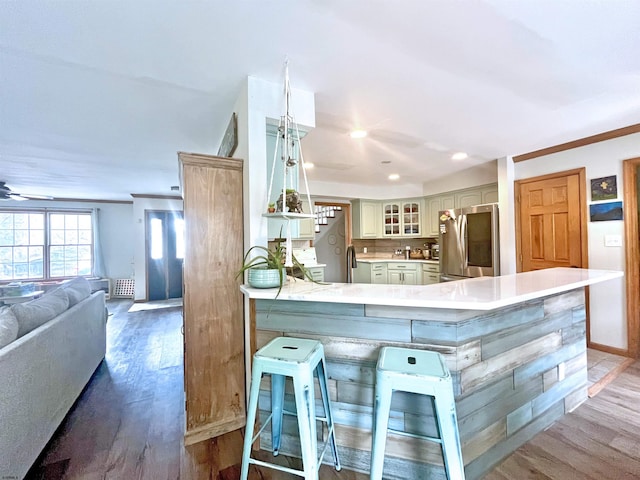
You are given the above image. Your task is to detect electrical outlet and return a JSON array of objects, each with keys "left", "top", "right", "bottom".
[{"left": 605, "top": 234, "right": 622, "bottom": 247}]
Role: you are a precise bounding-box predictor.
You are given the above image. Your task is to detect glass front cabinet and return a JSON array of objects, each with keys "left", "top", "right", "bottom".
[{"left": 383, "top": 200, "right": 421, "bottom": 236}]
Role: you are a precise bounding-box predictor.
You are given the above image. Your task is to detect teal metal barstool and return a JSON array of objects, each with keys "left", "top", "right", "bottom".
[
  {"left": 370, "top": 347, "right": 465, "bottom": 480},
  {"left": 241, "top": 337, "right": 341, "bottom": 479}
]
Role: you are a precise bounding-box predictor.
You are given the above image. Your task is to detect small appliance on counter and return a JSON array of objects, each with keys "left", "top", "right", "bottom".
[{"left": 430, "top": 243, "right": 439, "bottom": 260}]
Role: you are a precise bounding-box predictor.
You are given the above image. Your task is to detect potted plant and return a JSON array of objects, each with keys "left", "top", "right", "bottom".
[
  {"left": 237, "top": 241, "right": 318, "bottom": 295},
  {"left": 276, "top": 189, "right": 303, "bottom": 213},
  {"left": 267, "top": 202, "right": 276, "bottom": 213}
]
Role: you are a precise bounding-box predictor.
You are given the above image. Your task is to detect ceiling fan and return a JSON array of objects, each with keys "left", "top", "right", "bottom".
[{"left": 0, "top": 182, "right": 53, "bottom": 201}]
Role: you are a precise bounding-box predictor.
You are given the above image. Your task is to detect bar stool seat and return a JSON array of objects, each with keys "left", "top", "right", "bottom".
[
  {"left": 370, "top": 347, "right": 465, "bottom": 480},
  {"left": 241, "top": 337, "right": 341, "bottom": 479}
]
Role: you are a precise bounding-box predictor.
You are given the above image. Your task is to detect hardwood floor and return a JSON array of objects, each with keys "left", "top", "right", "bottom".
[
  {"left": 27, "top": 300, "right": 640, "bottom": 479},
  {"left": 483, "top": 360, "right": 640, "bottom": 479},
  {"left": 587, "top": 348, "right": 635, "bottom": 397},
  {"left": 27, "top": 299, "right": 183, "bottom": 480}
]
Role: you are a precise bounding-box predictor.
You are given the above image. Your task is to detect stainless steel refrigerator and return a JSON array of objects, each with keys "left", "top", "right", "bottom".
[{"left": 439, "top": 203, "right": 500, "bottom": 281}]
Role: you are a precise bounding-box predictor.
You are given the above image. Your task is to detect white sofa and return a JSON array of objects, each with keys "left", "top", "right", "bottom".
[{"left": 0, "top": 280, "right": 107, "bottom": 480}]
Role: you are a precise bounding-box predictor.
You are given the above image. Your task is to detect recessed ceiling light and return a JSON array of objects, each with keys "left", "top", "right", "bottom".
[
  {"left": 451, "top": 152, "right": 468, "bottom": 161},
  {"left": 350, "top": 129, "right": 368, "bottom": 139},
  {"left": 388, "top": 174, "right": 400, "bottom": 180},
  {"left": 303, "top": 162, "right": 314, "bottom": 169}
]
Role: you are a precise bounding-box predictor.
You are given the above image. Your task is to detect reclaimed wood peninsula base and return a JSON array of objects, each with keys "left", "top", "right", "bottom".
[{"left": 241, "top": 268, "right": 622, "bottom": 479}]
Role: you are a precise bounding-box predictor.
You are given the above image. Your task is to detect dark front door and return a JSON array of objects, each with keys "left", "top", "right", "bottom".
[{"left": 146, "top": 210, "right": 184, "bottom": 301}]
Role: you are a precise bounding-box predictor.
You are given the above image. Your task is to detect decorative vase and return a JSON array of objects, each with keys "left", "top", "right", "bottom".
[{"left": 247, "top": 268, "right": 283, "bottom": 289}]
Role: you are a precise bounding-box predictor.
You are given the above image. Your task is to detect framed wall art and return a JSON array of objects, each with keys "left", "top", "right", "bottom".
[
  {"left": 590, "top": 201, "right": 623, "bottom": 222},
  {"left": 590, "top": 175, "right": 617, "bottom": 201}
]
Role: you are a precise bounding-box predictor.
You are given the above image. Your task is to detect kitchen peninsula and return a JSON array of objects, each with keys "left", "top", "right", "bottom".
[{"left": 241, "top": 268, "right": 622, "bottom": 479}]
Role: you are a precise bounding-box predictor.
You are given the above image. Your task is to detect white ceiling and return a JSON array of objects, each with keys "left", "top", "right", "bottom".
[{"left": 1, "top": 1, "right": 639, "bottom": 201}]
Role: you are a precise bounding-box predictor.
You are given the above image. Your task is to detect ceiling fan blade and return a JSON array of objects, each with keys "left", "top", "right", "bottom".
[
  {"left": 0, "top": 182, "right": 53, "bottom": 201},
  {"left": 20, "top": 193, "right": 54, "bottom": 200},
  {"left": 7, "top": 193, "right": 28, "bottom": 201}
]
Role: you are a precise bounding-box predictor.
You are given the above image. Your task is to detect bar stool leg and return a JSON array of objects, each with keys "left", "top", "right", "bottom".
[
  {"left": 241, "top": 366, "right": 264, "bottom": 480},
  {"left": 270, "top": 373, "right": 285, "bottom": 455},
  {"left": 316, "top": 357, "right": 341, "bottom": 470},
  {"left": 370, "top": 374, "right": 393, "bottom": 480},
  {"left": 433, "top": 386, "right": 465, "bottom": 480},
  {"left": 293, "top": 369, "right": 319, "bottom": 479}
]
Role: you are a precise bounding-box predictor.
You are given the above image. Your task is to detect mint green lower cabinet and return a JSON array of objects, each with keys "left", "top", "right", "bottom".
[
  {"left": 387, "top": 262, "right": 420, "bottom": 285},
  {"left": 250, "top": 288, "right": 588, "bottom": 479},
  {"left": 422, "top": 263, "right": 440, "bottom": 285},
  {"left": 353, "top": 262, "right": 387, "bottom": 284},
  {"left": 352, "top": 262, "right": 371, "bottom": 283},
  {"left": 306, "top": 266, "right": 324, "bottom": 282},
  {"left": 371, "top": 264, "right": 387, "bottom": 284}
]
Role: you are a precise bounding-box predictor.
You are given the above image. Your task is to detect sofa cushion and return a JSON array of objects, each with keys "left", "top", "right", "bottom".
[
  {"left": 62, "top": 277, "right": 91, "bottom": 307},
  {"left": 0, "top": 307, "right": 19, "bottom": 348},
  {"left": 12, "top": 288, "right": 69, "bottom": 338}
]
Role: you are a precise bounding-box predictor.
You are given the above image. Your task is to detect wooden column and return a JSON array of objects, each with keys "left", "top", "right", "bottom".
[{"left": 179, "top": 152, "right": 246, "bottom": 477}]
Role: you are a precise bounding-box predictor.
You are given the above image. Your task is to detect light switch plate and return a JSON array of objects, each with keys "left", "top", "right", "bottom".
[{"left": 605, "top": 234, "right": 622, "bottom": 247}]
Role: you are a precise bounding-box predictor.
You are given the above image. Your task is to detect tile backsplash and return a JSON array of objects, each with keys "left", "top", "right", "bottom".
[{"left": 352, "top": 237, "right": 437, "bottom": 255}]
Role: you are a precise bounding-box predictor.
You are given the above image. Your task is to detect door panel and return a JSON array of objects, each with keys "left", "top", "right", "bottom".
[
  {"left": 147, "top": 213, "right": 167, "bottom": 301},
  {"left": 518, "top": 172, "right": 584, "bottom": 271},
  {"left": 146, "top": 210, "right": 184, "bottom": 301},
  {"left": 167, "top": 216, "right": 184, "bottom": 298}
]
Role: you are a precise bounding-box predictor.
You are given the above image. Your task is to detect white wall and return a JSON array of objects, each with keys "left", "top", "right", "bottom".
[
  {"left": 131, "top": 196, "right": 183, "bottom": 301},
  {"left": 309, "top": 180, "right": 424, "bottom": 200},
  {"left": 0, "top": 199, "right": 134, "bottom": 280},
  {"left": 512, "top": 132, "right": 640, "bottom": 350},
  {"left": 422, "top": 160, "right": 498, "bottom": 196},
  {"left": 314, "top": 209, "right": 347, "bottom": 282}
]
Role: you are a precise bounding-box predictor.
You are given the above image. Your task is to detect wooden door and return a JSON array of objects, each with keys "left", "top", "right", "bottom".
[
  {"left": 623, "top": 157, "right": 640, "bottom": 358},
  {"left": 516, "top": 169, "right": 588, "bottom": 271},
  {"left": 179, "top": 152, "right": 245, "bottom": 446}
]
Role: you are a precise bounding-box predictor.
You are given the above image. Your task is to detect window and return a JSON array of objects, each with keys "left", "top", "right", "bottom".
[
  {"left": 0, "top": 212, "right": 45, "bottom": 280},
  {"left": 0, "top": 210, "right": 93, "bottom": 281},
  {"left": 174, "top": 217, "right": 184, "bottom": 260}
]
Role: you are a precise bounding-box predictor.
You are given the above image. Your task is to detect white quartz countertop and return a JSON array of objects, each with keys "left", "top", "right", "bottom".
[{"left": 240, "top": 268, "right": 623, "bottom": 310}]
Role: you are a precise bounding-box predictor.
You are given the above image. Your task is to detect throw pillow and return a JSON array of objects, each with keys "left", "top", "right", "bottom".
[
  {"left": 12, "top": 287, "right": 69, "bottom": 338},
  {"left": 62, "top": 277, "right": 92, "bottom": 306},
  {"left": 0, "top": 307, "right": 19, "bottom": 348}
]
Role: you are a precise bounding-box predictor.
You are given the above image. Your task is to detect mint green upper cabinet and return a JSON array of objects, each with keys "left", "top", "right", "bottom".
[
  {"left": 352, "top": 200, "right": 381, "bottom": 239},
  {"left": 455, "top": 184, "right": 499, "bottom": 208},
  {"left": 455, "top": 189, "right": 483, "bottom": 208},
  {"left": 297, "top": 198, "right": 315, "bottom": 240},
  {"left": 382, "top": 199, "right": 422, "bottom": 237},
  {"left": 482, "top": 185, "right": 499, "bottom": 203},
  {"left": 424, "top": 195, "right": 454, "bottom": 237}
]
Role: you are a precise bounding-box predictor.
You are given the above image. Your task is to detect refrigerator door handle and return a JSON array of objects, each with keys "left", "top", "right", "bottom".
[{"left": 460, "top": 214, "right": 468, "bottom": 270}]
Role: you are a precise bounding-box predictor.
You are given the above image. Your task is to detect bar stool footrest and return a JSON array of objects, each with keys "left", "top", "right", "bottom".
[
  {"left": 248, "top": 458, "right": 306, "bottom": 478},
  {"left": 387, "top": 428, "right": 443, "bottom": 444}
]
